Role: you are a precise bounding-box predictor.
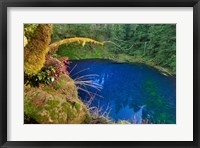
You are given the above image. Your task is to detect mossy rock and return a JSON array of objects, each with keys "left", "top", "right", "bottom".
[
  {"left": 50, "top": 74, "right": 78, "bottom": 102},
  {"left": 90, "top": 116, "right": 114, "bottom": 124},
  {"left": 24, "top": 76, "right": 91, "bottom": 124},
  {"left": 117, "top": 120, "right": 131, "bottom": 124}
]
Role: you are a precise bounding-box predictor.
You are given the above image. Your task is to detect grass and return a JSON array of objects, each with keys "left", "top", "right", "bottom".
[{"left": 70, "top": 71, "right": 114, "bottom": 124}]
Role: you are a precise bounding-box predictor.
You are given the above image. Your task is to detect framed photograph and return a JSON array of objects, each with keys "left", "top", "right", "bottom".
[{"left": 1, "top": 0, "right": 200, "bottom": 147}]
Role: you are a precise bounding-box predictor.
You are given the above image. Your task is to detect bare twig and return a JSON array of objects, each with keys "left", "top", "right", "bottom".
[
  {"left": 103, "top": 41, "right": 134, "bottom": 51},
  {"left": 69, "top": 64, "right": 77, "bottom": 74},
  {"left": 71, "top": 68, "right": 90, "bottom": 77}
]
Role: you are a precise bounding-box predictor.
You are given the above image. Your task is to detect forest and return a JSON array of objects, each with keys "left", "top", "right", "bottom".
[
  {"left": 24, "top": 24, "right": 176, "bottom": 124},
  {"left": 52, "top": 24, "right": 176, "bottom": 75}
]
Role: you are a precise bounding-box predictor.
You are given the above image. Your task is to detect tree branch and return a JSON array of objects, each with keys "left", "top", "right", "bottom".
[{"left": 103, "top": 41, "right": 133, "bottom": 51}]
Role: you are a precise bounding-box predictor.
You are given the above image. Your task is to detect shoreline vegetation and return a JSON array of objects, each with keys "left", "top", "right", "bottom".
[
  {"left": 24, "top": 24, "right": 176, "bottom": 124},
  {"left": 56, "top": 47, "right": 175, "bottom": 77},
  {"left": 53, "top": 24, "right": 176, "bottom": 77}
]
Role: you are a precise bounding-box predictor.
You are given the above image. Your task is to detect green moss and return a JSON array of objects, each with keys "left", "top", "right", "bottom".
[
  {"left": 24, "top": 76, "right": 90, "bottom": 124},
  {"left": 24, "top": 114, "right": 38, "bottom": 124},
  {"left": 42, "top": 87, "right": 54, "bottom": 93},
  {"left": 24, "top": 99, "right": 47, "bottom": 123},
  {"left": 74, "top": 102, "right": 81, "bottom": 111},
  {"left": 51, "top": 74, "right": 78, "bottom": 101},
  {"left": 62, "top": 102, "right": 76, "bottom": 120},
  {"left": 53, "top": 80, "right": 65, "bottom": 90},
  {"left": 24, "top": 24, "right": 38, "bottom": 42},
  {"left": 46, "top": 100, "right": 60, "bottom": 109},
  {"left": 82, "top": 113, "right": 91, "bottom": 124},
  {"left": 24, "top": 24, "right": 52, "bottom": 75},
  {"left": 52, "top": 75, "right": 69, "bottom": 90}
]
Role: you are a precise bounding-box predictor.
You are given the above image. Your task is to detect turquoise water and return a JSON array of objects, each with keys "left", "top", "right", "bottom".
[{"left": 69, "top": 59, "right": 176, "bottom": 124}]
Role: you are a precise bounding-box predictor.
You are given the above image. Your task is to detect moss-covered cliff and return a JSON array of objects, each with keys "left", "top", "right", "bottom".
[{"left": 24, "top": 74, "right": 91, "bottom": 124}]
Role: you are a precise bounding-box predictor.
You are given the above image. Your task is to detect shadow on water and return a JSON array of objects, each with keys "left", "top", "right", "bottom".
[{"left": 69, "top": 59, "right": 176, "bottom": 124}]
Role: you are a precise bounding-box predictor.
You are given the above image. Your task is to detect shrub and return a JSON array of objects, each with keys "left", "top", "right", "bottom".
[
  {"left": 25, "top": 66, "right": 56, "bottom": 87},
  {"left": 45, "top": 55, "right": 70, "bottom": 78},
  {"left": 25, "top": 55, "right": 70, "bottom": 87}
]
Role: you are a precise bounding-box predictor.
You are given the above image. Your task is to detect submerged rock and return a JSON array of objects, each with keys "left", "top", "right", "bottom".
[{"left": 24, "top": 74, "right": 91, "bottom": 124}]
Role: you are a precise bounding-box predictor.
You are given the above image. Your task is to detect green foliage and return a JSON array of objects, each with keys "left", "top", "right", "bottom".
[
  {"left": 24, "top": 24, "right": 176, "bottom": 124},
  {"left": 25, "top": 66, "right": 56, "bottom": 87},
  {"left": 56, "top": 43, "right": 111, "bottom": 60},
  {"left": 24, "top": 24, "right": 38, "bottom": 42},
  {"left": 51, "top": 74, "right": 79, "bottom": 101},
  {"left": 24, "top": 75, "right": 91, "bottom": 124},
  {"left": 52, "top": 24, "right": 106, "bottom": 42},
  {"left": 25, "top": 55, "right": 70, "bottom": 87},
  {"left": 52, "top": 24, "right": 176, "bottom": 75}
]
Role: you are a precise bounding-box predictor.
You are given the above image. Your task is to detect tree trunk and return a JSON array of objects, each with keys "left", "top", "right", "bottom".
[
  {"left": 143, "top": 42, "right": 147, "bottom": 56},
  {"left": 24, "top": 24, "right": 52, "bottom": 75}
]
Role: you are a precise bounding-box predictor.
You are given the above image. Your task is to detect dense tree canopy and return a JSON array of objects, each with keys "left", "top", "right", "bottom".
[{"left": 52, "top": 24, "right": 176, "bottom": 74}]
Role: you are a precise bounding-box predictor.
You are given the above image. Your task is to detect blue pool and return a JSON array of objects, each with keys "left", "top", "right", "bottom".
[{"left": 69, "top": 59, "right": 176, "bottom": 124}]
